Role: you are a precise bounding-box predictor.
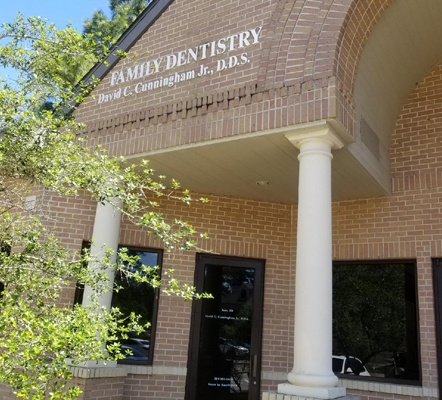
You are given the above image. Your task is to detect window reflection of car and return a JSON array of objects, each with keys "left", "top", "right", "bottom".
[
  {"left": 219, "top": 338, "right": 249, "bottom": 359},
  {"left": 120, "top": 344, "right": 149, "bottom": 363},
  {"left": 126, "top": 338, "right": 150, "bottom": 351},
  {"left": 332, "top": 355, "right": 370, "bottom": 376},
  {"left": 116, "top": 338, "right": 150, "bottom": 364}
]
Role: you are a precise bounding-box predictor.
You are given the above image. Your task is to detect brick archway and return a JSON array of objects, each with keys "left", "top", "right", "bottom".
[
  {"left": 334, "top": 0, "right": 393, "bottom": 95},
  {"left": 257, "top": 0, "right": 393, "bottom": 136}
]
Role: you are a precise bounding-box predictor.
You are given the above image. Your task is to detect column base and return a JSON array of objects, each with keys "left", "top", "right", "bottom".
[
  {"left": 263, "top": 392, "right": 358, "bottom": 400},
  {"left": 277, "top": 383, "right": 346, "bottom": 400}
]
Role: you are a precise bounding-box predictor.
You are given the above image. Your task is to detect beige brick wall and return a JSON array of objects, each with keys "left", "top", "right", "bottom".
[
  {"left": 73, "top": 0, "right": 352, "bottom": 158},
  {"left": 77, "top": 0, "right": 393, "bottom": 140},
  {"left": 123, "top": 374, "right": 186, "bottom": 399},
  {"left": 0, "top": 383, "right": 15, "bottom": 399},
  {"left": 73, "top": 376, "right": 125, "bottom": 400},
  {"left": 73, "top": 0, "right": 405, "bottom": 153},
  {"left": 73, "top": 0, "right": 419, "bottom": 163},
  {"left": 76, "top": 0, "right": 275, "bottom": 122}
]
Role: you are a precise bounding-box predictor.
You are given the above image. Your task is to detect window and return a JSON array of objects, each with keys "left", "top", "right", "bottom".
[
  {"left": 0, "top": 243, "right": 11, "bottom": 299},
  {"left": 75, "top": 245, "right": 162, "bottom": 365},
  {"left": 333, "top": 261, "right": 420, "bottom": 384},
  {"left": 111, "top": 247, "right": 161, "bottom": 365}
]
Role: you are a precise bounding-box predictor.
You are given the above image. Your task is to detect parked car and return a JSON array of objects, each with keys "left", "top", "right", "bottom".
[
  {"left": 120, "top": 344, "right": 149, "bottom": 363},
  {"left": 219, "top": 338, "right": 249, "bottom": 359},
  {"left": 111, "top": 338, "right": 150, "bottom": 364},
  {"left": 125, "top": 338, "right": 150, "bottom": 351},
  {"left": 332, "top": 355, "right": 370, "bottom": 376}
]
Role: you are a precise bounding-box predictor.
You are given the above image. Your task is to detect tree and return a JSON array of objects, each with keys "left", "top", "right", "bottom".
[
  {"left": 0, "top": 14, "right": 208, "bottom": 400},
  {"left": 332, "top": 262, "right": 419, "bottom": 379},
  {"left": 43, "top": 0, "right": 152, "bottom": 86},
  {"left": 84, "top": 0, "right": 152, "bottom": 48}
]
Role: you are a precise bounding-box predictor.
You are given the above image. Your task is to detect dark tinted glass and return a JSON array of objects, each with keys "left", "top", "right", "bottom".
[
  {"left": 75, "top": 244, "right": 161, "bottom": 365},
  {"left": 112, "top": 248, "right": 160, "bottom": 365},
  {"left": 333, "top": 261, "right": 419, "bottom": 383},
  {"left": 196, "top": 265, "right": 255, "bottom": 399}
]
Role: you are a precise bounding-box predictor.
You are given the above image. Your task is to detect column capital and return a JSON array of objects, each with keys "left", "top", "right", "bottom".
[{"left": 285, "top": 120, "right": 353, "bottom": 151}]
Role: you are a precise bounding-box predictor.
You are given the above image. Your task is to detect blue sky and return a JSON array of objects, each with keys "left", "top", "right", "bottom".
[
  {"left": 0, "top": 1, "right": 111, "bottom": 80},
  {"left": 0, "top": 0, "right": 111, "bottom": 30}
]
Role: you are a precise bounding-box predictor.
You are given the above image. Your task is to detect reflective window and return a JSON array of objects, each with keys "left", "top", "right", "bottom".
[
  {"left": 75, "top": 245, "right": 162, "bottom": 365},
  {"left": 111, "top": 247, "right": 161, "bottom": 365},
  {"left": 333, "top": 261, "right": 420, "bottom": 383}
]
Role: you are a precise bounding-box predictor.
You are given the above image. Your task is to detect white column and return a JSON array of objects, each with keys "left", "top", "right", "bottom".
[
  {"left": 74, "top": 200, "right": 121, "bottom": 369},
  {"left": 82, "top": 200, "right": 121, "bottom": 310},
  {"left": 278, "top": 128, "right": 346, "bottom": 400}
]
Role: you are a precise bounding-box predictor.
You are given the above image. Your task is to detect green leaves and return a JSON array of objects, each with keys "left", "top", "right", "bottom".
[
  {"left": 162, "top": 270, "right": 213, "bottom": 301},
  {"left": 0, "top": 11, "right": 210, "bottom": 400},
  {"left": 84, "top": 0, "right": 151, "bottom": 51},
  {"left": 0, "top": 217, "right": 107, "bottom": 399}
]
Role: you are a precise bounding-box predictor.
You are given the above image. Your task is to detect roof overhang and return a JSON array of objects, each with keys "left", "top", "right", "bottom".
[{"left": 128, "top": 120, "right": 388, "bottom": 204}]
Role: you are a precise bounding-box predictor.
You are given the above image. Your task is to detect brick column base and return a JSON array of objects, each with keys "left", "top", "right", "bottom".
[
  {"left": 70, "top": 365, "right": 128, "bottom": 400},
  {"left": 0, "top": 366, "right": 128, "bottom": 400}
]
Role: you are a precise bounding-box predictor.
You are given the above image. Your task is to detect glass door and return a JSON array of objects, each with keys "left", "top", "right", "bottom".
[{"left": 186, "top": 254, "right": 265, "bottom": 400}]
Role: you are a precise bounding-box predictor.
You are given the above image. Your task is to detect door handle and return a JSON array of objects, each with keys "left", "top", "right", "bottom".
[{"left": 252, "top": 354, "right": 258, "bottom": 378}]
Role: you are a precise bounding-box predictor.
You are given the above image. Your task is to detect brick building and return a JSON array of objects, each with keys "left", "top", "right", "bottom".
[{"left": 6, "top": 0, "right": 442, "bottom": 399}]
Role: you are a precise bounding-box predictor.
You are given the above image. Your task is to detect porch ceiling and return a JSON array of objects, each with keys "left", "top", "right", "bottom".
[
  {"left": 131, "top": 132, "right": 387, "bottom": 204},
  {"left": 355, "top": 0, "right": 442, "bottom": 147}
]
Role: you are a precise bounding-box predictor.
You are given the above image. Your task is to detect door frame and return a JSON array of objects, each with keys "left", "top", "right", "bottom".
[
  {"left": 185, "top": 253, "right": 265, "bottom": 400},
  {"left": 433, "top": 258, "right": 442, "bottom": 396}
]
